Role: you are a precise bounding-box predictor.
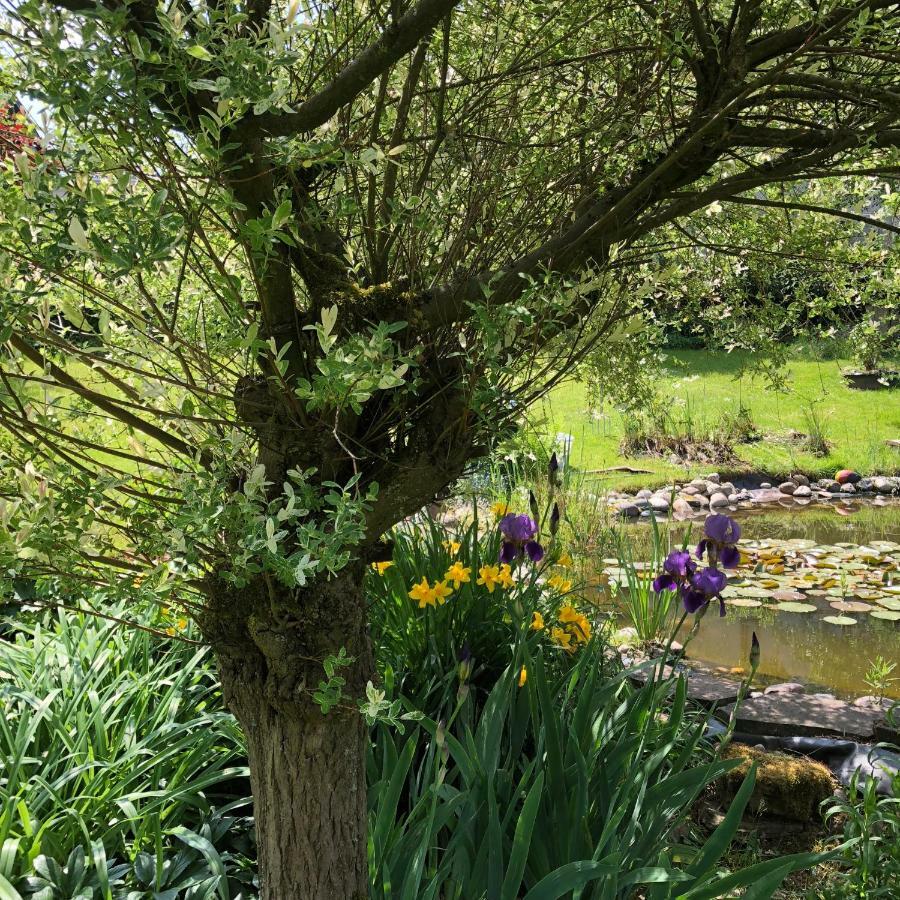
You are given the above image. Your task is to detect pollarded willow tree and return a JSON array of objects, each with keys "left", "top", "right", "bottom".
[{"left": 2, "top": 0, "right": 899, "bottom": 895}]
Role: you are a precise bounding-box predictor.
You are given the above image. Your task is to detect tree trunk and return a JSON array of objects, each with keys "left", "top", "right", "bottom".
[
  {"left": 229, "top": 684, "right": 369, "bottom": 900},
  {"left": 210, "top": 568, "right": 373, "bottom": 900}
]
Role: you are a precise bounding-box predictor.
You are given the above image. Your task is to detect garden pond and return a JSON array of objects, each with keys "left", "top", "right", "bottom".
[{"left": 603, "top": 501, "right": 900, "bottom": 699}]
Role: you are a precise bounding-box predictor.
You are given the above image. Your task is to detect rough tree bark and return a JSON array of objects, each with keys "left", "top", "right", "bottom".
[
  {"left": 225, "top": 677, "right": 369, "bottom": 899},
  {"left": 210, "top": 566, "right": 375, "bottom": 900}
]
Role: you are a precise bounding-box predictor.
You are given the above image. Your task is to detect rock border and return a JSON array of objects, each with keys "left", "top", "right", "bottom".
[{"left": 611, "top": 471, "right": 899, "bottom": 519}]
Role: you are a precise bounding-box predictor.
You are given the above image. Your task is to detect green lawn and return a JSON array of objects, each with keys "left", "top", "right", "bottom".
[{"left": 538, "top": 350, "right": 900, "bottom": 491}]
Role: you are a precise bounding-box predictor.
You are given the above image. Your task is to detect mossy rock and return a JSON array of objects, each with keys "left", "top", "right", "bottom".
[{"left": 718, "top": 743, "right": 835, "bottom": 823}]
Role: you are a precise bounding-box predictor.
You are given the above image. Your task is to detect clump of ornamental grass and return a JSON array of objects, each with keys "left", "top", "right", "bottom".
[
  {"left": 620, "top": 396, "right": 746, "bottom": 464},
  {"left": 0, "top": 606, "right": 254, "bottom": 896},
  {"left": 800, "top": 398, "right": 831, "bottom": 456}
]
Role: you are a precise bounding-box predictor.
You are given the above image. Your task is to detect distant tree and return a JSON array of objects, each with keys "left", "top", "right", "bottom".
[{"left": 1, "top": 2, "right": 899, "bottom": 895}]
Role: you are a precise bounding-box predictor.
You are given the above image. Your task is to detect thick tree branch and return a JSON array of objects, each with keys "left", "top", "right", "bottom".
[
  {"left": 747, "top": 0, "right": 900, "bottom": 67},
  {"left": 728, "top": 124, "right": 900, "bottom": 149},
  {"left": 246, "top": 0, "right": 459, "bottom": 137}
]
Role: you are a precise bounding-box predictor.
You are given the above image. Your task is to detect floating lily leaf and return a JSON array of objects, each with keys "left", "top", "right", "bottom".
[
  {"left": 869, "top": 609, "right": 900, "bottom": 621},
  {"left": 876, "top": 597, "right": 900, "bottom": 611},
  {"left": 871, "top": 541, "right": 900, "bottom": 552},
  {"left": 822, "top": 615, "right": 857, "bottom": 626},
  {"left": 829, "top": 600, "right": 872, "bottom": 613},
  {"left": 776, "top": 602, "right": 818, "bottom": 613},
  {"left": 785, "top": 539, "right": 817, "bottom": 550},
  {"left": 725, "top": 598, "right": 764, "bottom": 608},
  {"left": 772, "top": 589, "right": 805, "bottom": 602}
]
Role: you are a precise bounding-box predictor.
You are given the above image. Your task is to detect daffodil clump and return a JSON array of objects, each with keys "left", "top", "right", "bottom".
[
  {"left": 532, "top": 602, "right": 593, "bottom": 654},
  {"left": 367, "top": 453, "right": 597, "bottom": 705},
  {"left": 408, "top": 576, "right": 455, "bottom": 608}
]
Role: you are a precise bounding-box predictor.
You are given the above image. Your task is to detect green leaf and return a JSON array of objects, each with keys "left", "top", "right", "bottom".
[
  {"left": 501, "top": 772, "right": 545, "bottom": 900},
  {"left": 522, "top": 860, "right": 616, "bottom": 900},
  {"left": 185, "top": 45, "right": 214, "bottom": 61},
  {"left": 0, "top": 873, "right": 21, "bottom": 900},
  {"left": 171, "top": 827, "right": 229, "bottom": 900},
  {"left": 68, "top": 217, "right": 90, "bottom": 252},
  {"left": 687, "top": 765, "right": 757, "bottom": 880}
]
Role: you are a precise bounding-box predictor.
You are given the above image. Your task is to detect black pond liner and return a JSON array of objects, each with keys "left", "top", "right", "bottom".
[
  {"left": 704, "top": 717, "right": 899, "bottom": 796},
  {"left": 843, "top": 370, "right": 900, "bottom": 390}
]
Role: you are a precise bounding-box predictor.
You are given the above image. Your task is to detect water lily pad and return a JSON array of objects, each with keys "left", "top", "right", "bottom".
[
  {"left": 869, "top": 609, "right": 900, "bottom": 621},
  {"left": 829, "top": 600, "right": 872, "bottom": 613},
  {"left": 785, "top": 539, "right": 817, "bottom": 550},
  {"left": 822, "top": 615, "right": 857, "bottom": 626},
  {"left": 776, "top": 602, "right": 818, "bottom": 613},
  {"left": 772, "top": 589, "right": 806, "bottom": 602},
  {"left": 725, "top": 598, "right": 764, "bottom": 608},
  {"left": 876, "top": 597, "right": 900, "bottom": 611},
  {"left": 871, "top": 541, "right": 900, "bottom": 552}
]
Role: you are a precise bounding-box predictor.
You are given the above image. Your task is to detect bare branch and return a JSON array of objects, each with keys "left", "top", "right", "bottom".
[{"left": 723, "top": 194, "right": 900, "bottom": 235}]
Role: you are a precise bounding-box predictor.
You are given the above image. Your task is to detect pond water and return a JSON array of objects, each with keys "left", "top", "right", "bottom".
[{"left": 607, "top": 501, "right": 900, "bottom": 699}]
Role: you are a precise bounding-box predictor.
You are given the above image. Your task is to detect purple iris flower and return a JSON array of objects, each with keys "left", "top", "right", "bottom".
[
  {"left": 696, "top": 514, "right": 742, "bottom": 569},
  {"left": 653, "top": 549, "right": 728, "bottom": 617},
  {"left": 652, "top": 550, "right": 696, "bottom": 593},
  {"left": 499, "top": 513, "right": 544, "bottom": 564},
  {"left": 681, "top": 566, "right": 728, "bottom": 616}
]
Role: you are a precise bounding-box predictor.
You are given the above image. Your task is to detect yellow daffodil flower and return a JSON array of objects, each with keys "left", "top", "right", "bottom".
[
  {"left": 442, "top": 539, "right": 462, "bottom": 555},
  {"left": 432, "top": 580, "right": 454, "bottom": 605},
  {"left": 557, "top": 551, "right": 574, "bottom": 568},
  {"left": 551, "top": 626, "right": 575, "bottom": 653},
  {"left": 518, "top": 666, "right": 527, "bottom": 687},
  {"left": 490, "top": 501, "right": 510, "bottom": 517},
  {"left": 371, "top": 560, "right": 393, "bottom": 575},
  {"left": 409, "top": 577, "right": 436, "bottom": 608},
  {"left": 477, "top": 565, "right": 501, "bottom": 593},
  {"left": 177, "top": 617, "right": 188, "bottom": 630},
  {"left": 531, "top": 611, "right": 545, "bottom": 631},
  {"left": 547, "top": 573, "right": 572, "bottom": 593},
  {"left": 445, "top": 561, "right": 471, "bottom": 588},
  {"left": 559, "top": 605, "right": 592, "bottom": 643},
  {"left": 497, "top": 563, "right": 516, "bottom": 589}
]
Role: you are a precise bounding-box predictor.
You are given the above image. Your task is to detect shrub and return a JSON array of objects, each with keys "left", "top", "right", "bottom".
[{"left": 846, "top": 315, "right": 899, "bottom": 372}]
